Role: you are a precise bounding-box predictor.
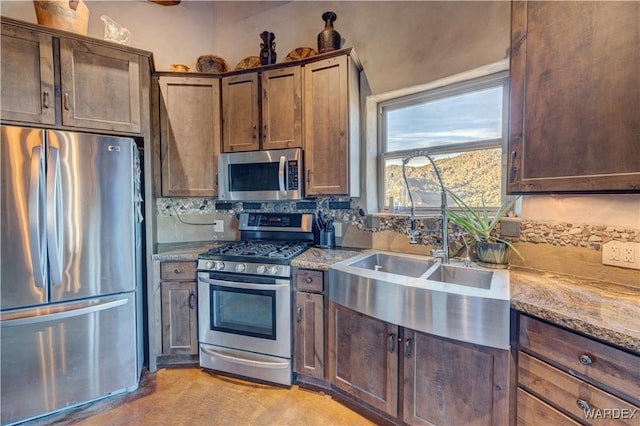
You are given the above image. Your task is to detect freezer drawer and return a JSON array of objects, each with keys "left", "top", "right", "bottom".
[{"left": 0, "top": 292, "right": 139, "bottom": 425}]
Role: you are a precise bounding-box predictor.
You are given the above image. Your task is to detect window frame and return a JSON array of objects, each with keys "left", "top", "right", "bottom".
[{"left": 377, "top": 70, "right": 510, "bottom": 213}]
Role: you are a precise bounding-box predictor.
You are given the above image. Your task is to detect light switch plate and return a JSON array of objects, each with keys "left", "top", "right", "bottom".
[{"left": 213, "top": 220, "right": 224, "bottom": 233}]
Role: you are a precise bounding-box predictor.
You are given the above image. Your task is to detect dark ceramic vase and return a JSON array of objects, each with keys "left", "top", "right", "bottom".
[
  {"left": 260, "top": 31, "right": 276, "bottom": 65},
  {"left": 317, "top": 11, "right": 341, "bottom": 53}
]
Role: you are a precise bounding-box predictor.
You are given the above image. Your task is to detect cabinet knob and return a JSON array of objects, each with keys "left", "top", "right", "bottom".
[
  {"left": 405, "top": 338, "right": 413, "bottom": 358},
  {"left": 576, "top": 399, "right": 591, "bottom": 412},
  {"left": 64, "top": 93, "right": 71, "bottom": 111},
  {"left": 578, "top": 354, "right": 593, "bottom": 365},
  {"left": 43, "top": 91, "right": 50, "bottom": 109},
  {"left": 388, "top": 333, "right": 396, "bottom": 353},
  {"left": 305, "top": 277, "right": 313, "bottom": 284},
  {"left": 174, "top": 268, "right": 182, "bottom": 274}
]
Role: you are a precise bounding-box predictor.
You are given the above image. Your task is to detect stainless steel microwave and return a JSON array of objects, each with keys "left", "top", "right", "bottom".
[{"left": 218, "top": 148, "right": 304, "bottom": 201}]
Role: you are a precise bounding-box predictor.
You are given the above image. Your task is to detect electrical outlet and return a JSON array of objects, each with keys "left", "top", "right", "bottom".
[
  {"left": 213, "top": 220, "right": 224, "bottom": 233},
  {"left": 609, "top": 245, "right": 620, "bottom": 261},
  {"left": 623, "top": 246, "right": 636, "bottom": 264},
  {"left": 602, "top": 241, "right": 640, "bottom": 270},
  {"left": 334, "top": 222, "right": 343, "bottom": 237}
]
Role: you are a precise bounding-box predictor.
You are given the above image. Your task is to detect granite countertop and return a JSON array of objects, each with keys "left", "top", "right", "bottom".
[
  {"left": 152, "top": 241, "right": 227, "bottom": 261},
  {"left": 152, "top": 244, "right": 639, "bottom": 354}
]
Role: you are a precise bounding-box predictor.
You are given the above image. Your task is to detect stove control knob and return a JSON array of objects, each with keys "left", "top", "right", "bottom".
[
  {"left": 235, "top": 263, "right": 247, "bottom": 273},
  {"left": 256, "top": 265, "right": 267, "bottom": 274},
  {"left": 214, "top": 261, "right": 225, "bottom": 271},
  {"left": 268, "top": 266, "right": 280, "bottom": 275},
  {"left": 204, "top": 261, "right": 214, "bottom": 270}
]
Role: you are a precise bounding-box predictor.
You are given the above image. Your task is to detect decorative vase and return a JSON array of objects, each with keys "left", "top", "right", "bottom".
[
  {"left": 317, "top": 11, "right": 341, "bottom": 53},
  {"left": 476, "top": 241, "right": 510, "bottom": 268},
  {"left": 259, "top": 31, "right": 276, "bottom": 65},
  {"left": 33, "top": 0, "right": 89, "bottom": 35}
]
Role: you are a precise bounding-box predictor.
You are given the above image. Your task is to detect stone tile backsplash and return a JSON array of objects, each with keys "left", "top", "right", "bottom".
[{"left": 156, "top": 197, "right": 639, "bottom": 252}]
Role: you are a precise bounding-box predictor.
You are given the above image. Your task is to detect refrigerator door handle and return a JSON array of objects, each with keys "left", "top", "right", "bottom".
[
  {"left": 0, "top": 298, "right": 128, "bottom": 328},
  {"left": 46, "top": 147, "right": 64, "bottom": 286},
  {"left": 28, "top": 145, "right": 47, "bottom": 288}
]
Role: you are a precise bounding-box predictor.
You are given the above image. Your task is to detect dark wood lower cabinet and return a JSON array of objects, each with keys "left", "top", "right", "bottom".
[
  {"left": 321, "top": 302, "right": 511, "bottom": 425},
  {"left": 327, "top": 301, "right": 399, "bottom": 417},
  {"left": 403, "top": 330, "right": 510, "bottom": 426}
]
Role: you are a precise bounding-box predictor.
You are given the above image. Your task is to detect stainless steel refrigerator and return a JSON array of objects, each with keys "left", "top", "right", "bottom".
[{"left": 0, "top": 125, "right": 143, "bottom": 425}]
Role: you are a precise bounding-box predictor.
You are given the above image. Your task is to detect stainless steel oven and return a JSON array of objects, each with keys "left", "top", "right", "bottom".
[{"left": 197, "top": 213, "right": 313, "bottom": 386}]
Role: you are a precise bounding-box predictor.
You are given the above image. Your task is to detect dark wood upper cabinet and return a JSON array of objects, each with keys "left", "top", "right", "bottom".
[{"left": 508, "top": 1, "right": 640, "bottom": 193}]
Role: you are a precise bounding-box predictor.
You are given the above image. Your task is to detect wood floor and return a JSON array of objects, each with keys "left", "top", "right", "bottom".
[{"left": 22, "top": 367, "right": 375, "bottom": 426}]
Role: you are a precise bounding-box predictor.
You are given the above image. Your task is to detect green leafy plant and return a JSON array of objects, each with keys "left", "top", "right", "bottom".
[{"left": 445, "top": 189, "right": 523, "bottom": 260}]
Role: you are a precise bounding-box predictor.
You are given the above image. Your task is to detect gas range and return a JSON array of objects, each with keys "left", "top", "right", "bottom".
[{"left": 197, "top": 213, "right": 314, "bottom": 278}]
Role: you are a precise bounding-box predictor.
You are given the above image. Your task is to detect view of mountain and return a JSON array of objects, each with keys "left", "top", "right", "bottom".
[{"left": 385, "top": 148, "right": 502, "bottom": 209}]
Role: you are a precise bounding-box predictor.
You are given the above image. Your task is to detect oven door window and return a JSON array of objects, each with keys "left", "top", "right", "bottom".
[
  {"left": 228, "top": 162, "right": 279, "bottom": 192},
  {"left": 210, "top": 285, "right": 276, "bottom": 340}
]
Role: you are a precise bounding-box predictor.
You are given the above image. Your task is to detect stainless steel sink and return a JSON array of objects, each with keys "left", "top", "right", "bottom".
[
  {"left": 329, "top": 251, "right": 511, "bottom": 350},
  {"left": 426, "top": 264, "right": 493, "bottom": 289},
  {"left": 348, "top": 252, "right": 436, "bottom": 278}
]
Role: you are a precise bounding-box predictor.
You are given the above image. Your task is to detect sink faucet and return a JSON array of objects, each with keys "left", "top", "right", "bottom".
[{"left": 402, "top": 150, "right": 449, "bottom": 263}]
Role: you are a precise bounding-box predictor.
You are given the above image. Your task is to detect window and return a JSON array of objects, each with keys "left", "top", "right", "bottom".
[{"left": 379, "top": 72, "right": 509, "bottom": 213}]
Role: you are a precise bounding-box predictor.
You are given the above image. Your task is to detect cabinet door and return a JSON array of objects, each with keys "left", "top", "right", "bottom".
[
  {"left": 1, "top": 23, "right": 55, "bottom": 125},
  {"left": 161, "top": 281, "right": 198, "bottom": 355},
  {"left": 509, "top": 1, "right": 640, "bottom": 193},
  {"left": 222, "top": 73, "right": 259, "bottom": 152},
  {"left": 159, "top": 76, "right": 221, "bottom": 196},
  {"left": 403, "top": 330, "right": 509, "bottom": 426},
  {"left": 294, "top": 291, "right": 324, "bottom": 379},
  {"left": 59, "top": 38, "right": 141, "bottom": 133},
  {"left": 261, "top": 66, "right": 302, "bottom": 150},
  {"left": 328, "top": 301, "right": 398, "bottom": 416},
  {"left": 303, "top": 56, "right": 349, "bottom": 195}
]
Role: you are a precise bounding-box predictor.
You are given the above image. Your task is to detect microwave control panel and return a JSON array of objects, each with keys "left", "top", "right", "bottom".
[{"left": 287, "top": 160, "right": 299, "bottom": 190}]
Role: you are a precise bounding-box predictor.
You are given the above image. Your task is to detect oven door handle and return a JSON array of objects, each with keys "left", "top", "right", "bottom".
[
  {"left": 199, "top": 276, "right": 287, "bottom": 291},
  {"left": 201, "top": 346, "right": 289, "bottom": 369}
]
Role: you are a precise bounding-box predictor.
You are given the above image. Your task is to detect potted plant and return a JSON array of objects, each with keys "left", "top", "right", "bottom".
[{"left": 445, "top": 189, "right": 523, "bottom": 268}]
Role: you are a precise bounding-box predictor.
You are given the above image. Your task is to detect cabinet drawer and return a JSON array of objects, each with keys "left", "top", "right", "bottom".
[
  {"left": 296, "top": 270, "right": 324, "bottom": 292},
  {"left": 519, "top": 315, "right": 640, "bottom": 404},
  {"left": 519, "top": 352, "right": 640, "bottom": 425},
  {"left": 160, "top": 261, "right": 197, "bottom": 280},
  {"left": 517, "top": 388, "right": 581, "bottom": 426}
]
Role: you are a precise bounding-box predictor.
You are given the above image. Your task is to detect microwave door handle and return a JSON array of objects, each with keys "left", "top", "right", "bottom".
[{"left": 278, "top": 155, "right": 286, "bottom": 193}]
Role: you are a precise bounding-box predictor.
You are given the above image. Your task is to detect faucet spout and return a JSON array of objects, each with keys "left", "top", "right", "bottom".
[{"left": 402, "top": 150, "right": 449, "bottom": 262}]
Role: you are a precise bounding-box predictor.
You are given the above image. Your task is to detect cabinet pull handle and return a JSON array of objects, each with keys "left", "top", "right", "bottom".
[
  {"left": 510, "top": 150, "right": 518, "bottom": 180},
  {"left": 296, "top": 307, "right": 302, "bottom": 323},
  {"left": 64, "top": 93, "right": 71, "bottom": 111},
  {"left": 405, "top": 338, "right": 413, "bottom": 358},
  {"left": 188, "top": 292, "right": 195, "bottom": 309},
  {"left": 263, "top": 124, "right": 267, "bottom": 141},
  {"left": 43, "top": 91, "right": 50, "bottom": 109},
  {"left": 578, "top": 354, "right": 593, "bottom": 365},
  {"left": 252, "top": 125, "right": 257, "bottom": 139},
  {"left": 305, "top": 277, "right": 313, "bottom": 284},
  {"left": 576, "top": 399, "right": 591, "bottom": 412},
  {"left": 306, "top": 169, "right": 310, "bottom": 184},
  {"left": 388, "top": 333, "right": 396, "bottom": 353}
]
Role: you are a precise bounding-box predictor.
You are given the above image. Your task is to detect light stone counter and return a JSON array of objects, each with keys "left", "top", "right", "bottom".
[
  {"left": 290, "top": 247, "right": 365, "bottom": 271},
  {"left": 152, "top": 241, "right": 228, "bottom": 261}
]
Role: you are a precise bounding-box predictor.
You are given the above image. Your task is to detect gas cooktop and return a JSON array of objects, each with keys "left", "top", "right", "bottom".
[{"left": 202, "top": 240, "right": 310, "bottom": 260}]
